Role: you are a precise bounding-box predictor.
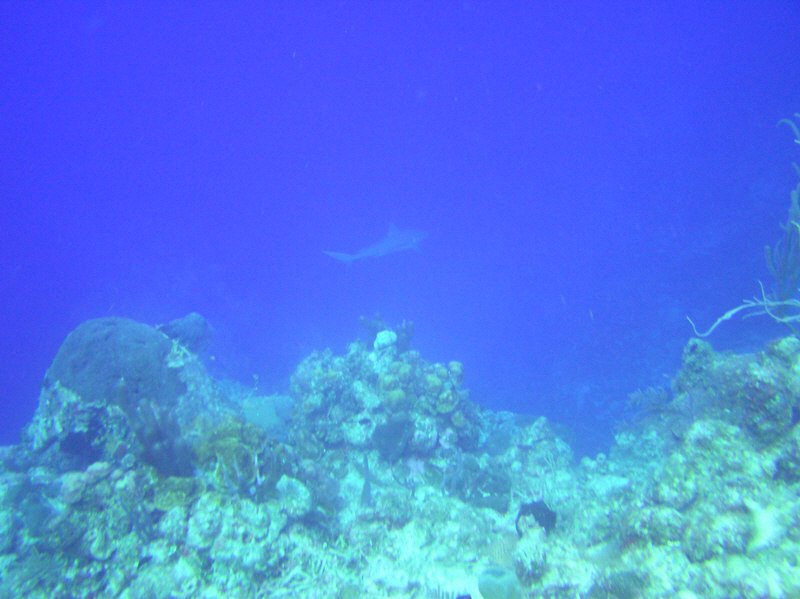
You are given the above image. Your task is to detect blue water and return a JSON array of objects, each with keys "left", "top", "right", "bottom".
[{"left": 2, "top": 3, "right": 799, "bottom": 455}]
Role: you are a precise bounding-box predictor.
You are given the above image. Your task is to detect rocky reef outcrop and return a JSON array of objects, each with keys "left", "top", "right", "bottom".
[{"left": 1, "top": 316, "right": 800, "bottom": 598}]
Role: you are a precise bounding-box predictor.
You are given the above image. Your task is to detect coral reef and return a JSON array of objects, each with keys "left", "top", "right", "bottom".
[{"left": 1, "top": 315, "right": 800, "bottom": 597}]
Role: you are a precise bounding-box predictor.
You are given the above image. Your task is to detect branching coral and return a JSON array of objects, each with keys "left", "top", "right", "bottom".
[{"left": 689, "top": 114, "right": 800, "bottom": 336}]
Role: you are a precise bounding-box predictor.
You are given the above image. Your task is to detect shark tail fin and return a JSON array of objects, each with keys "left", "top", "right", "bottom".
[{"left": 323, "top": 250, "right": 357, "bottom": 264}]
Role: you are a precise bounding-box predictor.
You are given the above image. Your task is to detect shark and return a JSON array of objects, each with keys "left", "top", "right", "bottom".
[{"left": 323, "top": 224, "right": 428, "bottom": 264}]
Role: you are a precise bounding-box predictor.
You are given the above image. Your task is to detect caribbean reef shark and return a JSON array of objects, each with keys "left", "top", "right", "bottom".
[{"left": 323, "top": 224, "right": 428, "bottom": 264}]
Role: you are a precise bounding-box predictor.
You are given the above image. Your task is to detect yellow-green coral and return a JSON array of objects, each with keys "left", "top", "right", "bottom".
[
  {"left": 153, "top": 476, "right": 205, "bottom": 511},
  {"left": 436, "top": 389, "right": 459, "bottom": 414},
  {"left": 193, "top": 416, "right": 271, "bottom": 495},
  {"left": 379, "top": 372, "right": 400, "bottom": 392},
  {"left": 448, "top": 361, "right": 464, "bottom": 385},
  {"left": 425, "top": 373, "right": 444, "bottom": 396},
  {"left": 451, "top": 409, "right": 468, "bottom": 428},
  {"left": 385, "top": 388, "right": 406, "bottom": 409},
  {"left": 396, "top": 362, "right": 414, "bottom": 384}
]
